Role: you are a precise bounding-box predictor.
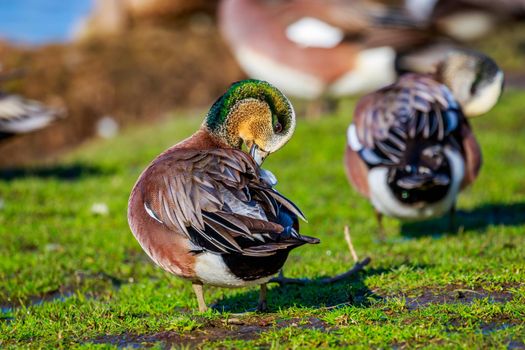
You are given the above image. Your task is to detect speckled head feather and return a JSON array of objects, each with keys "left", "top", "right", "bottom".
[
  {"left": 436, "top": 49, "right": 503, "bottom": 117},
  {"left": 203, "top": 79, "right": 296, "bottom": 153}
]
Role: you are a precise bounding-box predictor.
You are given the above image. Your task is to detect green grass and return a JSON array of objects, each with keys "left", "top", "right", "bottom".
[{"left": 1, "top": 91, "right": 524, "bottom": 349}]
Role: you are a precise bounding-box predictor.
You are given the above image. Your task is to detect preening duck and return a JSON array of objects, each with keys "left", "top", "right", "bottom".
[
  {"left": 344, "top": 49, "right": 503, "bottom": 231},
  {"left": 128, "top": 79, "right": 319, "bottom": 312}
]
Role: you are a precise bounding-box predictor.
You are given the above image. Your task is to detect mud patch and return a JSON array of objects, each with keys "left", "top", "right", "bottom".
[
  {"left": 0, "top": 287, "right": 74, "bottom": 324},
  {"left": 88, "top": 316, "right": 330, "bottom": 348},
  {"left": 479, "top": 322, "right": 513, "bottom": 335},
  {"left": 392, "top": 285, "right": 516, "bottom": 310},
  {"left": 277, "top": 317, "right": 330, "bottom": 332},
  {"left": 1, "top": 286, "right": 74, "bottom": 310},
  {"left": 90, "top": 327, "right": 260, "bottom": 348}
]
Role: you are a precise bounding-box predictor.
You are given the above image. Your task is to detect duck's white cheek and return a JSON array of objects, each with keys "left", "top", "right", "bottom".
[{"left": 464, "top": 71, "right": 504, "bottom": 117}]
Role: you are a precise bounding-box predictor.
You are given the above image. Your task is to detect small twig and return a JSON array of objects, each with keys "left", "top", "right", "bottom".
[
  {"left": 269, "top": 257, "right": 371, "bottom": 286},
  {"left": 344, "top": 225, "right": 359, "bottom": 263},
  {"left": 318, "top": 257, "right": 371, "bottom": 284},
  {"left": 269, "top": 225, "right": 371, "bottom": 286}
]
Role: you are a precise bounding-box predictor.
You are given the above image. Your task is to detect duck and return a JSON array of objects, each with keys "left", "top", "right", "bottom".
[
  {"left": 0, "top": 69, "right": 65, "bottom": 141},
  {"left": 0, "top": 93, "right": 64, "bottom": 141},
  {"left": 405, "top": 0, "right": 525, "bottom": 41},
  {"left": 128, "top": 79, "right": 319, "bottom": 312},
  {"left": 218, "top": 0, "right": 429, "bottom": 101},
  {"left": 344, "top": 49, "right": 503, "bottom": 232}
]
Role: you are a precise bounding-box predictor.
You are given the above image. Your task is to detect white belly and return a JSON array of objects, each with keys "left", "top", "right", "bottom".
[
  {"left": 329, "top": 47, "right": 397, "bottom": 96},
  {"left": 234, "top": 47, "right": 326, "bottom": 99},
  {"left": 234, "top": 46, "right": 396, "bottom": 99},
  {"left": 194, "top": 252, "right": 272, "bottom": 288},
  {"left": 367, "top": 147, "right": 465, "bottom": 220}
]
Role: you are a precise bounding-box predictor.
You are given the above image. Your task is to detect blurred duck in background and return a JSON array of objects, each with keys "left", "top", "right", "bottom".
[
  {"left": 344, "top": 49, "right": 503, "bottom": 234},
  {"left": 405, "top": 0, "right": 525, "bottom": 41},
  {"left": 219, "top": 0, "right": 429, "bottom": 109},
  {"left": 0, "top": 69, "right": 65, "bottom": 142}
]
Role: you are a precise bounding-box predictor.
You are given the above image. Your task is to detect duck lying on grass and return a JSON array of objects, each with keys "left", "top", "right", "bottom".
[
  {"left": 0, "top": 92, "right": 64, "bottom": 141},
  {"left": 128, "top": 79, "right": 319, "bottom": 312},
  {"left": 344, "top": 49, "right": 503, "bottom": 233},
  {"left": 0, "top": 69, "right": 65, "bottom": 141}
]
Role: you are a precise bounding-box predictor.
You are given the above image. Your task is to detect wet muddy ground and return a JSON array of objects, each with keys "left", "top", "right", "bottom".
[
  {"left": 89, "top": 316, "right": 331, "bottom": 348},
  {"left": 39, "top": 284, "right": 516, "bottom": 348}
]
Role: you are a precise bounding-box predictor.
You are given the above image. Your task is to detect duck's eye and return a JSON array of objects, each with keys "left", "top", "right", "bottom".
[{"left": 273, "top": 122, "right": 283, "bottom": 133}]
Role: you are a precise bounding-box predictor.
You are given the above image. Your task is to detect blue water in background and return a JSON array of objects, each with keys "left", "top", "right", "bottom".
[{"left": 0, "top": 0, "right": 93, "bottom": 45}]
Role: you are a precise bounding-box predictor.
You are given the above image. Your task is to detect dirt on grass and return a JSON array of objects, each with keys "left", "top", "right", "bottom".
[
  {"left": 82, "top": 283, "right": 522, "bottom": 347},
  {"left": 388, "top": 284, "right": 517, "bottom": 310},
  {"left": 88, "top": 316, "right": 330, "bottom": 348}
]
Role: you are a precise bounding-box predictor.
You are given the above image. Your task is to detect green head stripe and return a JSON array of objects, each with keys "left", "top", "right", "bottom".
[{"left": 206, "top": 79, "right": 292, "bottom": 131}]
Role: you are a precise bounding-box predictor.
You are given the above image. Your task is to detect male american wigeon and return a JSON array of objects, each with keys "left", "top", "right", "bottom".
[
  {"left": 344, "top": 49, "right": 503, "bottom": 230},
  {"left": 406, "top": 0, "right": 525, "bottom": 41},
  {"left": 219, "top": 0, "right": 428, "bottom": 100},
  {"left": 128, "top": 79, "right": 319, "bottom": 312}
]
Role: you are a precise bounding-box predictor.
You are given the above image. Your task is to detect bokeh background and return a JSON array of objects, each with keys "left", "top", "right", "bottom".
[{"left": 0, "top": 0, "right": 524, "bottom": 167}]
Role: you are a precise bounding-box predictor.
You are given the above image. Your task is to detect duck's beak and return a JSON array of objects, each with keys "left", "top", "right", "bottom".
[{"left": 249, "top": 144, "right": 269, "bottom": 166}]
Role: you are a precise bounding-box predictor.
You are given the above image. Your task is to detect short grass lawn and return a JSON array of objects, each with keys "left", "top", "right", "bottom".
[{"left": 1, "top": 90, "right": 524, "bottom": 349}]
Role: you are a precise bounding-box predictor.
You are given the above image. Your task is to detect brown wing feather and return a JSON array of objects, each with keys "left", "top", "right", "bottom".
[
  {"left": 344, "top": 145, "right": 370, "bottom": 198},
  {"left": 460, "top": 121, "right": 482, "bottom": 189},
  {"left": 140, "top": 148, "right": 309, "bottom": 256}
]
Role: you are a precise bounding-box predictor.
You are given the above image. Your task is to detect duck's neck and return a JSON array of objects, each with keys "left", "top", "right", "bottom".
[{"left": 175, "top": 128, "right": 234, "bottom": 150}]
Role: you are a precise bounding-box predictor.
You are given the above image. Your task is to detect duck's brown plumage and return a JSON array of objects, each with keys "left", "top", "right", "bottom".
[
  {"left": 128, "top": 128, "right": 316, "bottom": 283},
  {"left": 345, "top": 74, "right": 482, "bottom": 198},
  {"left": 219, "top": 0, "right": 429, "bottom": 85}
]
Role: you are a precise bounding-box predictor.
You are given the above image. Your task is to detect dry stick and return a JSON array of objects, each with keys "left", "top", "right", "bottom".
[
  {"left": 269, "top": 226, "right": 371, "bottom": 286},
  {"left": 344, "top": 225, "right": 359, "bottom": 263}
]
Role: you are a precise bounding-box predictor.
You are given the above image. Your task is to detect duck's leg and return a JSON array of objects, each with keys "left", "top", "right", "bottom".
[
  {"left": 449, "top": 204, "right": 457, "bottom": 232},
  {"left": 257, "top": 283, "right": 268, "bottom": 312},
  {"left": 192, "top": 282, "right": 207, "bottom": 312},
  {"left": 375, "top": 210, "right": 385, "bottom": 241},
  {"left": 305, "top": 97, "right": 339, "bottom": 118}
]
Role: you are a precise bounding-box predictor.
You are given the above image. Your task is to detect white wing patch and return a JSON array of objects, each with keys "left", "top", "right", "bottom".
[
  {"left": 285, "top": 17, "right": 344, "bottom": 48},
  {"left": 144, "top": 202, "right": 163, "bottom": 224},
  {"left": 405, "top": 0, "right": 438, "bottom": 21},
  {"left": 347, "top": 124, "right": 363, "bottom": 151}
]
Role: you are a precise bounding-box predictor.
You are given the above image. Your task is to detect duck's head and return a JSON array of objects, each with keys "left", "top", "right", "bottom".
[
  {"left": 437, "top": 50, "right": 503, "bottom": 117},
  {"left": 204, "top": 79, "right": 296, "bottom": 165}
]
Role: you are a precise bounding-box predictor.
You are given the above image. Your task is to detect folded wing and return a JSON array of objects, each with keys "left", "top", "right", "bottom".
[
  {"left": 352, "top": 74, "right": 463, "bottom": 167},
  {"left": 141, "top": 148, "right": 316, "bottom": 257}
]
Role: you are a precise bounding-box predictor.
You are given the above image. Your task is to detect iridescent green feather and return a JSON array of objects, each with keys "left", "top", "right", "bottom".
[{"left": 205, "top": 79, "right": 292, "bottom": 132}]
